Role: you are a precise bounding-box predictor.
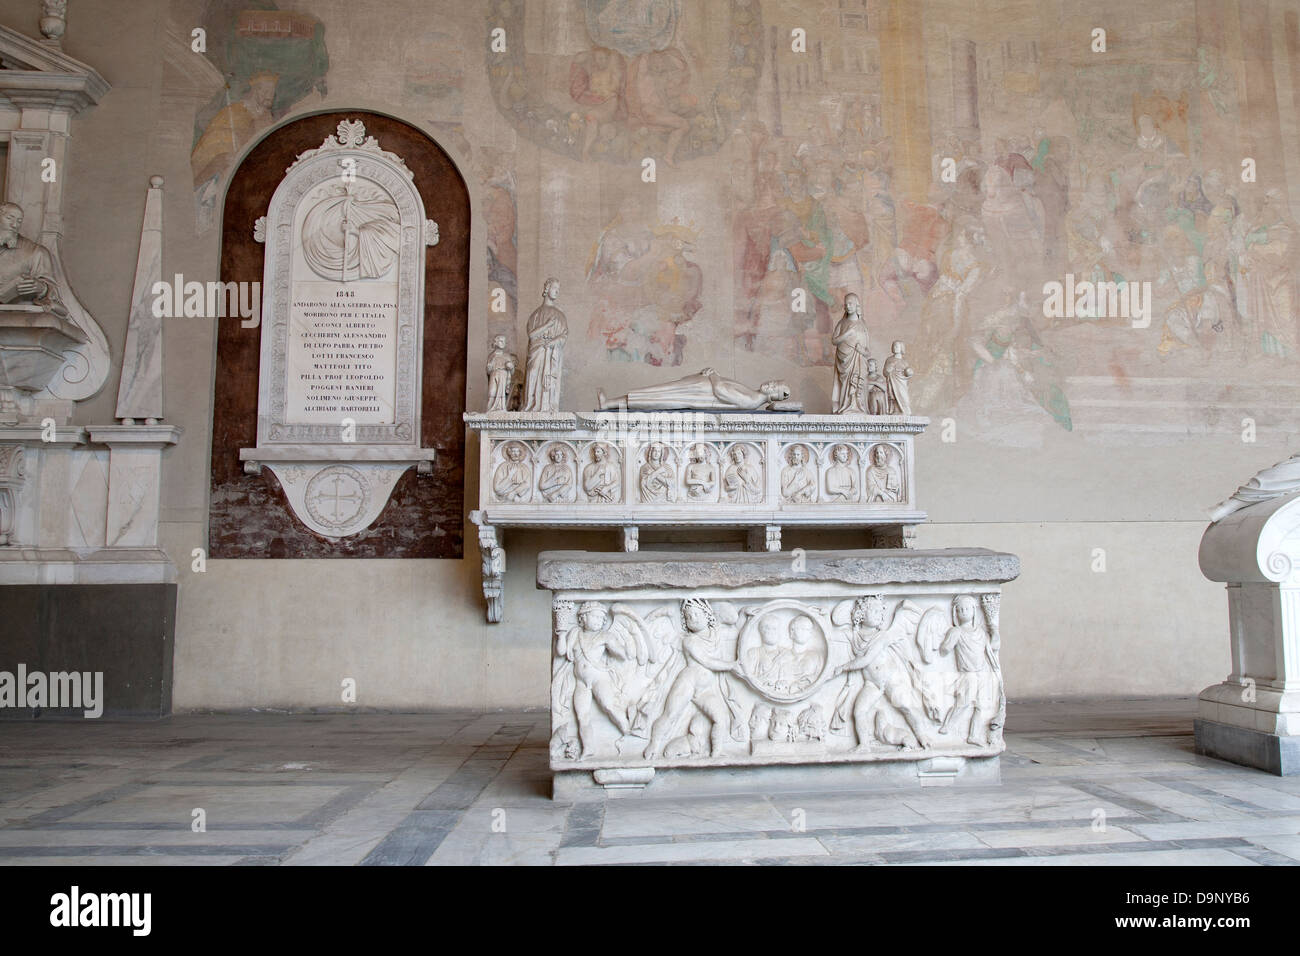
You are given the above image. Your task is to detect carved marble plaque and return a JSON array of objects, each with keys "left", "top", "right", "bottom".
[{"left": 240, "top": 120, "right": 438, "bottom": 540}]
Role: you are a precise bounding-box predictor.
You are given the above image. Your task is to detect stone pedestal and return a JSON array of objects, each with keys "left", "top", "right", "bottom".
[
  {"left": 1196, "top": 491, "right": 1300, "bottom": 775},
  {"left": 0, "top": 423, "right": 180, "bottom": 718},
  {"left": 537, "top": 548, "right": 1019, "bottom": 798}
]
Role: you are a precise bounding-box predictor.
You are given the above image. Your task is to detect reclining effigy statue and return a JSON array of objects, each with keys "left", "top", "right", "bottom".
[{"left": 597, "top": 367, "right": 794, "bottom": 411}]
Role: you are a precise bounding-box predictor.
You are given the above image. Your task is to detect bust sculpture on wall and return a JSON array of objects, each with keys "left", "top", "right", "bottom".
[{"left": 523, "top": 277, "right": 567, "bottom": 412}]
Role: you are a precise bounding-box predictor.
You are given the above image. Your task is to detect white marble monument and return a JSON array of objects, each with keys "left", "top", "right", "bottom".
[
  {"left": 1196, "top": 457, "right": 1300, "bottom": 774},
  {"left": 538, "top": 548, "right": 1020, "bottom": 797},
  {"left": 241, "top": 119, "right": 439, "bottom": 539},
  {"left": 466, "top": 410, "right": 928, "bottom": 621}
]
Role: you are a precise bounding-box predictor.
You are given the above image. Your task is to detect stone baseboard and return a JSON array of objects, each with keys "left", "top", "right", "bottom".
[
  {"left": 554, "top": 755, "right": 1000, "bottom": 800},
  {"left": 0, "top": 583, "right": 176, "bottom": 718},
  {"left": 1194, "top": 718, "right": 1300, "bottom": 776}
]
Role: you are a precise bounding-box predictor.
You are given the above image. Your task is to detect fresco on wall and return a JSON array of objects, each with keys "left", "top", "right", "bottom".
[
  {"left": 477, "top": 146, "right": 520, "bottom": 349},
  {"left": 719, "top": 2, "right": 1299, "bottom": 445},
  {"left": 189, "top": 1, "right": 330, "bottom": 232},
  {"left": 586, "top": 214, "right": 702, "bottom": 366},
  {"left": 485, "top": 0, "right": 762, "bottom": 165}
]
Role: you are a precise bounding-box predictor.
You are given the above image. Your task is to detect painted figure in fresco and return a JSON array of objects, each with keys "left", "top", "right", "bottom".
[
  {"left": 191, "top": 71, "right": 279, "bottom": 187},
  {"left": 538, "top": 446, "right": 575, "bottom": 503},
  {"left": 824, "top": 444, "right": 858, "bottom": 502},
  {"left": 582, "top": 443, "right": 620, "bottom": 502},
  {"left": 1239, "top": 188, "right": 1296, "bottom": 358},
  {"left": 831, "top": 292, "right": 872, "bottom": 413},
  {"left": 492, "top": 443, "right": 531, "bottom": 502},
  {"left": 832, "top": 595, "right": 933, "bottom": 750},
  {"left": 864, "top": 445, "right": 901, "bottom": 503},
  {"left": 485, "top": 335, "right": 516, "bottom": 412},
  {"left": 586, "top": 219, "right": 702, "bottom": 366},
  {"left": 523, "top": 278, "right": 568, "bottom": 412},
  {"left": 722, "top": 445, "right": 763, "bottom": 503},
  {"left": 780, "top": 446, "right": 816, "bottom": 503},
  {"left": 569, "top": 47, "right": 626, "bottom": 162},
  {"left": 645, "top": 598, "right": 742, "bottom": 759},
  {"left": 638, "top": 443, "right": 675, "bottom": 502},
  {"left": 939, "top": 594, "right": 999, "bottom": 747}
]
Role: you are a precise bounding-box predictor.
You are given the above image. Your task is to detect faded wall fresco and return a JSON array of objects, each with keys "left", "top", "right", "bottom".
[
  {"left": 486, "top": 0, "right": 763, "bottom": 166},
  {"left": 476, "top": 1, "right": 1295, "bottom": 447},
  {"left": 189, "top": 0, "right": 330, "bottom": 232}
]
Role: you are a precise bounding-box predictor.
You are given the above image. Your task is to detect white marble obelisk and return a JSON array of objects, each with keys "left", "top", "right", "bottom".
[{"left": 115, "top": 175, "right": 164, "bottom": 424}]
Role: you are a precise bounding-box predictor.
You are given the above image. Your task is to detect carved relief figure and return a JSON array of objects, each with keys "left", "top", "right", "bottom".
[
  {"left": 824, "top": 444, "right": 858, "bottom": 502},
  {"left": 832, "top": 596, "right": 934, "bottom": 750},
  {"left": 883, "top": 341, "right": 913, "bottom": 415},
  {"left": 639, "top": 443, "right": 675, "bottom": 502},
  {"left": 485, "top": 334, "right": 516, "bottom": 412},
  {"left": 582, "top": 443, "right": 620, "bottom": 502},
  {"left": 557, "top": 601, "right": 652, "bottom": 758},
  {"left": 523, "top": 278, "right": 568, "bottom": 412},
  {"left": 492, "top": 442, "right": 532, "bottom": 502},
  {"left": 864, "top": 358, "right": 887, "bottom": 415},
  {"left": 939, "top": 594, "right": 1000, "bottom": 746},
  {"left": 780, "top": 445, "right": 816, "bottom": 503},
  {"left": 722, "top": 445, "right": 762, "bottom": 503},
  {"left": 538, "top": 446, "right": 576, "bottom": 503},
  {"left": 598, "top": 368, "right": 792, "bottom": 411},
  {"left": 301, "top": 182, "right": 401, "bottom": 282},
  {"left": 865, "top": 445, "right": 902, "bottom": 503},
  {"left": 831, "top": 292, "right": 871, "bottom": 413},
  {"left": 744, "top": 616, "right": 791, "bottom": 686},
  {"left": 797, "top": 704, "right": 827, "bottom": 742},
  {"left": 683, "top": 444, "right": 716, "bottom": 500},
  {"left": 784, "top": 615, "right": 824, "bottom": 694},
  {"left": 645, "top": 598, "right": 743, "bottom": 759}
]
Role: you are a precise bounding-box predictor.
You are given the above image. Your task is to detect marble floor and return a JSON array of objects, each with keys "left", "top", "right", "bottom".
[{"left": 0, "top": 699, "right": 1298, "bottom": 866}]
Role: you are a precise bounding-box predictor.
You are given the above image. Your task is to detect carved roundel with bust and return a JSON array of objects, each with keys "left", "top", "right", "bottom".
[{"left": 734, "top": 600, "right": 832, "bottom": 703}]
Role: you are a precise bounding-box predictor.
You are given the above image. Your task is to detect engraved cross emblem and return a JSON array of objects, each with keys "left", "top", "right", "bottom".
[{"left": 316, "top": 474, "right": 363, "bottom": 522}]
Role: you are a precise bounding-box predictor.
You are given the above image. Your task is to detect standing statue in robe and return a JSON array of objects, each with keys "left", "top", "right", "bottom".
[
  {"left": 485, "top": 335, "right": 516, "bottom": 412},
  {"left": 831, "top": 292, "right": 872, "bottom": 413},
  {"left": 523, "top": 277, "right": 568, "bottom": 412},
  {"left": 883, "top": 340, "right": 914, "bottom": 415}
]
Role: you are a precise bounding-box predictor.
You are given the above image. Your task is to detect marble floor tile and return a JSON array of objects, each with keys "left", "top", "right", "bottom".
[{"left": 0, "top": 700, "right": 1295, "bottom": 865}]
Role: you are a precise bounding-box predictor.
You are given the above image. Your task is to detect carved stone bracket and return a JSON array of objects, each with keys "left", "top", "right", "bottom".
[{"left": 471, "top": 511, "right": 504, "bottom": 623}]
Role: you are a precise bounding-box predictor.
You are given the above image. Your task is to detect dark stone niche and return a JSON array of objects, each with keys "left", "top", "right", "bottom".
[{"left": 209, "top": 111, "right": 467, "bottom": 558}]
